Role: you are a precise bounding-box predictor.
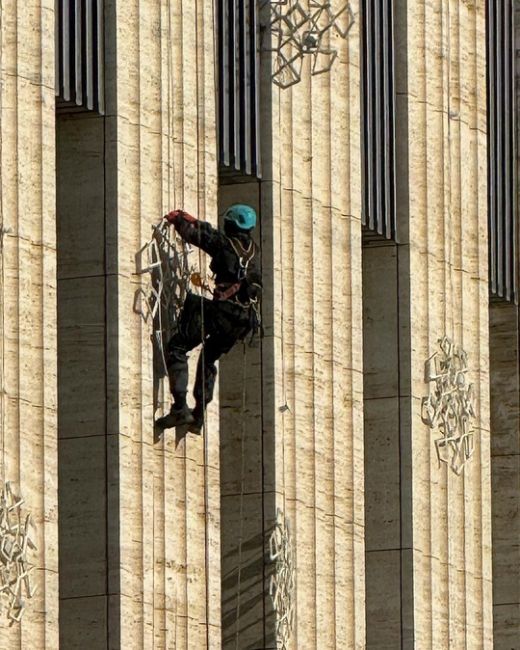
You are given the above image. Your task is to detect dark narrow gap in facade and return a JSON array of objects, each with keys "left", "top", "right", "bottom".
[
  {"left": 489, "top": 300, "right": 520, "bottom": 647},
  {"left": 361, "top": 0, "right": 412, "bottom": 644},
  {"left": 218, "top": 176, "right": 269, "bottom": 650},
  {"left": 218, "top": 1, "right": 275, "bottom": 648},
  {"left": 56, "top": 111, "right": 110, "bottom": 649},
  {"left": 362, "top": 236, "right": 403, "bottom": 649},
  {"left": 487, "top": 1, "right": 520, "bottom": 644}
]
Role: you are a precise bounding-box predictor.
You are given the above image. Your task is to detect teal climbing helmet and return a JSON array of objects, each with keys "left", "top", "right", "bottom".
[{"left": 223, "top": 204, "right": 257, "bottom": 231}]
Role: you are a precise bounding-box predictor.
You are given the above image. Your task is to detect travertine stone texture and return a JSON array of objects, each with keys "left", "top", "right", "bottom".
[
  {"left": 274, "top": 55, "right": 366, "bottom": 645},
  {"left": 274, "top": 31, "right": 365, "bottom": 650},
  {"left": 489, "top": 302, "right": 520, "bottom": 648},
  {"left": 0, "top": 0, "right": 58, "bottom": 647},
  {"left": 397, "top": 0, "right": 492, "bottom": 647},
  {"left": 111, "top": 1, "right": 220, "bottom": 648},
  {"left": 220, "top": 3, "right": 364, "bottom": 647}
]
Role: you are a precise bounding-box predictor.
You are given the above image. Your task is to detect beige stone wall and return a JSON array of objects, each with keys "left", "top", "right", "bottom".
[
  {"left": 57, "top": 1, "right": 220, "bottom": 648},
  {"left": 113, "top": 1, "right": 220, "bottom": 647},
  {"left": 363, "top": 1, "right": 493, "bottom": 647},
  {"left": 0, "top": 0, "right": 58, "bottom": 647},
  {"left": 220, "top": 3, "right": 365, "bottom": 647},
  {"left": 57, "top": 111, "right": 110, "bottom": 647},
  {"left": 0, "top": 1, "right": 498, "bottom": 648},
  {"left": 403, "top": 0, "right": 492, "bottom": 646},
  {"left": 267, "top": 3, "right": 365, "bottom": 647}
]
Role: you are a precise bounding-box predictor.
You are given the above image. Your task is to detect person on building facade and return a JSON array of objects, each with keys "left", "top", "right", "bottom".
[{"left": 155, "top": 204, "right": 262, "bottom": 436}]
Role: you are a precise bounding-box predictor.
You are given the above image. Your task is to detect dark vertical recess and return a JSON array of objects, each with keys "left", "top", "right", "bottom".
[
  {"left": 218, "top": 2, "right": 275, "bottom": 648},
  {"left": 361, "top": 0, "right": 397, "bottom": 240},
  {"left": 487, "top": 0, "right": 517, "bottom": 302},
  {"left": 362, "top": 239, "right": 403, "bottom": 648},
  {"left": 56, "top": 0, "right": 105, "bottom": 113},
  {"left": 57, "top": 112, "right": 114, "bottom": 650},
  {"left": 218, "top": 0, "right": 261, "bottom": 177},
  {"left": 57, "top": 0, "right": 119, "bottom": 646},
  {"left": 489, "top": 302, "right": 520, "bottom": 648},
  {"left": 488, "top": 5, "right": 520, "bottom": 646},
  {"left": 363, "top": 0, "right": 414, "bottom": 645}
]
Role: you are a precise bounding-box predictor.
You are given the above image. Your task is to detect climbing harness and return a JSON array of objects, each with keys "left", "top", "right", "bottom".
[
  {"left": 212, "top": 236, "right": 256, "bottom": 303},
  {"left": 227, "top": 236, "right": 255, "bottom": 281}
]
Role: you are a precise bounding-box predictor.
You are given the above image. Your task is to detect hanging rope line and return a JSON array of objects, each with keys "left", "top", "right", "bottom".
[
  {"left": 233, "top": 342, "right": 248, "bottom": 649},
  {"left": 192, "top": 2, "right": 213, "bottom": 644},
  {"left": 150, "top": 2, "right": 261, "bottom": 645}
]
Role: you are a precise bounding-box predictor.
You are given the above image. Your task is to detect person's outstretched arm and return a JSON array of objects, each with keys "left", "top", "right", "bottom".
[{"left": 165, "top": 209, "right": 225, "bottom": 256}]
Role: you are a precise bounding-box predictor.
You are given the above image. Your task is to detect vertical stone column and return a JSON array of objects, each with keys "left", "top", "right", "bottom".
[
  {"left": 220, "top": 3, "right": 364, "bottom": 647},
  {"left": 266, "top": 3, "right": 365, "bottom": 647},
  {"left": 112, "top": 0, "right": 220, "bottom": 648},
  {"left": 218, "top": 179, "right": 269, "bottom": 649},
  {"left": 0, "top": 0, "right": 58, "bottom": 646},
  {"left": 394, "top": 0, "right": 492, "bottom": 646}
]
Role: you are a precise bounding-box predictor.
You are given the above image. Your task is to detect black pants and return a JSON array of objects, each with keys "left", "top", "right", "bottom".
[{"left": 166, "top": 293, "right": 250, "bottom": 412}]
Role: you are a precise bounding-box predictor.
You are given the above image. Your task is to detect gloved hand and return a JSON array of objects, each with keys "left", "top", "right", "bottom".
[
  {"left": 165, "top": 209, "right": 197, "bottom": 224},
  {"left": 165, "top": 209, "right": 184, "bottom": 224}
]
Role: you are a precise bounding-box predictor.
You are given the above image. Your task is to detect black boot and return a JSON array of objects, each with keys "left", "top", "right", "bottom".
[{"left": 155, "top": 403, "right": 194, "bottom": 432}]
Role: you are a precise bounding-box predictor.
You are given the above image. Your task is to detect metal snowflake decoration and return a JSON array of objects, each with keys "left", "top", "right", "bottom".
[
  {"left": 268, "top": 509, "right": 296, "bottom": 650},
  {"left": 263, "top": 0, "right": 355, "bottom": 88},
  {"left": 421, "top": 336, "right": 476, "bottom": 475},
  {"left": 134, "top": 219, "right": 194, "bottom": 377},
  {"left": 0, "top": 482, "right": 37, "bottom": 624}
]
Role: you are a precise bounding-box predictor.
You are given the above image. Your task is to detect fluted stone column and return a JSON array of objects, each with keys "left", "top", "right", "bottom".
[
  {"left": 57, "top": 1, "right": 220, "bottom": 648},
  {"left": 364, "top": 1, "right": 492, "bottom": 647},
  {"left": 111, "top": 1, "right": 220, "bottom": 647},
  {"left": 0, "top": 0, "right": 58, "bottom": 646},
  {"left": 220, "top": 2, "right": 365, "bottom": 648}
]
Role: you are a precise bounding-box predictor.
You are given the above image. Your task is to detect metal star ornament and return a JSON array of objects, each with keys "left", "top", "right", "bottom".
[
  {"left": 0, "top": 482, "right": 37, "bottom": 624},
  {"left": 263, "top": 0, "right": 355, "bottom": 88}
]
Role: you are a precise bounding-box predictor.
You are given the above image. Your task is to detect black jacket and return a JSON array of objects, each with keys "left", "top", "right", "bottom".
[{"left": 174, "top": 216, "right": 262, "bottom": 304}]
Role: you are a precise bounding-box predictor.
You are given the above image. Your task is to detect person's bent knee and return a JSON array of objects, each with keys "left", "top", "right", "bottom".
[{"left": 166, "top": 344, "right": 188, "bottom": 368}]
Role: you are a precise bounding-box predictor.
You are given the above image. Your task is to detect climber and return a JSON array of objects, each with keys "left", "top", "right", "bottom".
[{"left": 155, "top": 204, "right": 262, "bottom": 436}]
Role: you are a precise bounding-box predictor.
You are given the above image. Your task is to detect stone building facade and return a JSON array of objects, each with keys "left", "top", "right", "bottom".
[{"left": 0, "top": 1, "right": 517, "bottom": 649}]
